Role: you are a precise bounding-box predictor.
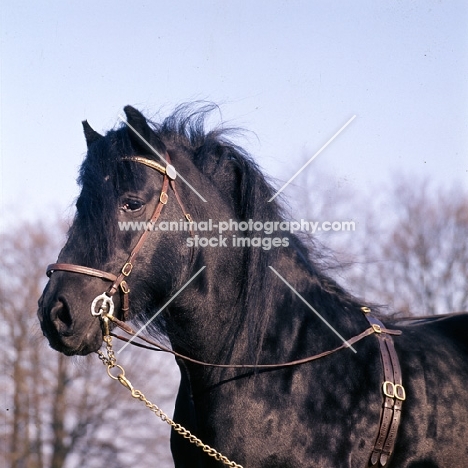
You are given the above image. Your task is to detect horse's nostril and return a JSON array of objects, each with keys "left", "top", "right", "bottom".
[{"left": 51, "top": 299, "right": 73, "bottom": 330}]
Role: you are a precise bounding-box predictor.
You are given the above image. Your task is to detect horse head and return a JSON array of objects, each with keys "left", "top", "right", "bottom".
[
  {"left": 38, "top": 106, "right": 207, "bottom": 354},
  {"left": 38, "top": 104, "right": 278, "bottom": 359}
]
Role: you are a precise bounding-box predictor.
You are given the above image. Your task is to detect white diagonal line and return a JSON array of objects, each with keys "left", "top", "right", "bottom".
[
  {"left": 268, "top": 266, "right": 357, "bottom": 353},
  {"left": 117, "top": 266, "right": 206, "bottom": 354},
  {"left": 118, "top": 115, "right": 207, "bottom": 203},
  {"left": 268, "top": 115, "right": 357, "bottom": 202}
]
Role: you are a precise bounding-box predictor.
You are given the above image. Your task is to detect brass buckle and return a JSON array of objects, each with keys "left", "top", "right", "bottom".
[
  {"left": 383, "top": 381, "right": 406, "bottom": 401},
  {"left": 122, "top": 262, "right": 133, "bottom": 276},
  {"left": 120, "top": 280, "right": 130, "bottom": 294},
  {"left": 372, "top": 324, "right": 382, "bottom": 334},
  {"left": 395, "top": 384, "right": 406, "bottom": 401},
  {"left": 160, "top": 192, "right": 168, "bottom": 204},
  {"left": 383, "top": 381, "right": 395, "bottom": 398}
]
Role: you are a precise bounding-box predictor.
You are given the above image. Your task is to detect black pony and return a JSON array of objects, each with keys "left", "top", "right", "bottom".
[{"left": 38, "top": 105, "right": 468, "bottom": 467}]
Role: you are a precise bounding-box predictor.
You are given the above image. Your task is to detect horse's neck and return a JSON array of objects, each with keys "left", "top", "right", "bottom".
[
  {"left": 168, "top": 247, "right": 248, "bottom": 363},
  {"left": 260, "top": 254, "right": 364, "bottom": 359},
  {"left": 170, "top": 248, "right": 365, "bottom": 383}
]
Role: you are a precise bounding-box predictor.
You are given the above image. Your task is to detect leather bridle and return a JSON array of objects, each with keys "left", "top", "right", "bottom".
[
  {"left": 47, "top": 152, "right": 192, "bottom": 320},
  {"left": 45, "top": 152, "right": 405, "bottom": 467}
]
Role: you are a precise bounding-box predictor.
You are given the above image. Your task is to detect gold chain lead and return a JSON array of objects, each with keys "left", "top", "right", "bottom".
[{"left": 97, "top": 334, "right": 243, "bottom": 468}]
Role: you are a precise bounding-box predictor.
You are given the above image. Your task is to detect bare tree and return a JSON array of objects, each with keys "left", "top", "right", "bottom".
[
  {"left": 356, "top": 177, "right": 468, "bottom": 315},
  {"left": 1, "top": 218, "right": 179, "bottom": 468},
  {"left": 292, "top": 166, "right": 468, "bottom": 316}
]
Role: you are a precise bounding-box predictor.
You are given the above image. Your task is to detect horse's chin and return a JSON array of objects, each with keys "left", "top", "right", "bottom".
[{"left": 45, "top": 330, "right": 103, "bottom": 356}]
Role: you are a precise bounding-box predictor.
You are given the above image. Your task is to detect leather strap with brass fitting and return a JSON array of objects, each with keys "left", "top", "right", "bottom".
[{"left": 362, "top": 307, "right": 405, "bottom": 467}]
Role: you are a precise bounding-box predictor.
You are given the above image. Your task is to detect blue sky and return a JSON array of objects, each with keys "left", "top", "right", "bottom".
[{"left": 1, "top": 1, "right": 467, "bottom": 226}]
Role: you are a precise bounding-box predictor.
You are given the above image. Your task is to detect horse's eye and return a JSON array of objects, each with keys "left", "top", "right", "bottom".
[{"left": 121, "top": 200, "right": 144, "bottom": 212}]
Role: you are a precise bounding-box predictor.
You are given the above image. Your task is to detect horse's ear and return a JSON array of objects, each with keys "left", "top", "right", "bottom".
[
  {"left": 82, "top": 120, "right": 103, "bottom": 148},
  {"left": 123, "top": 105, "right": 162, "bottom": 154}
]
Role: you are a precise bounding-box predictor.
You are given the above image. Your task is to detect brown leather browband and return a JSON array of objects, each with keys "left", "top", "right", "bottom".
[{"left": 46, "top": 153, "right": 405, "bottom": 467}]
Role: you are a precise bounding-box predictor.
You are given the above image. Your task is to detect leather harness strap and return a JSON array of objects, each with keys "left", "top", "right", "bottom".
[
  {"left": 170, "top": 178, "right": 193, "bottom": 224},
  {"left": 363, "top": 309, "right": 405, "bottom": 467},
  {"left": 105, "top": 313, "right": 401, "bottom": 369},
  {"left": 381, "top": 339, "right": 404, "bottom": 464},
  {"left": 106, "top": 167, "right": 171, "bottom": 299},
  {"left": 46, "top": 264, "right": 117, "bottom": 282}
]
